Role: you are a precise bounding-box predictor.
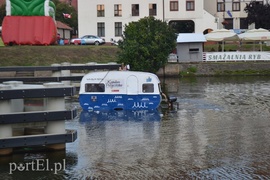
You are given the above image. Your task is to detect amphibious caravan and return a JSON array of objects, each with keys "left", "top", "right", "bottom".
[{"left": 79, "top": 71, "right": 163, "bottom": 111}]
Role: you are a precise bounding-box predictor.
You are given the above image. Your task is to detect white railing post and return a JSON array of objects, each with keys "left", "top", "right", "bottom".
[
  {"left": 2, "top": 81, "right": 24, "bottom": 112},
  {"left": 61, "top": 62, "right": 71, "bottom": 86},
  {"left": 0, "top": 84, "right": 13, "bottom": 155},
  {"left": 51, "top": 63, "right": 61, "bottom": 77},
  {"left": 43, "top": 82, "right": 66, "bottom": 150}
]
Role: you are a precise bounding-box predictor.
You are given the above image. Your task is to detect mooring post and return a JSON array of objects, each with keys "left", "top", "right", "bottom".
[
  {"left": 0, "top": 84, "right": 13, "bottom": 155},
  {"left": 51, "top": 63, "right": 61, "bottom": 77},
  {"left": 61, "top": 62, "right": 71, "bottom": 86},
  {"left": 43, "top": 82, "right": 66, "bottom": 150},
  {"left": 2, "top": 81, "right": 24, "bottom": 112}
]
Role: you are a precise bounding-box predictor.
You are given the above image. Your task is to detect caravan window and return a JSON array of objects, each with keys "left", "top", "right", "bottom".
[
  {"left": 142, "top": 84, "right": 154, "bottom": 93},
  {"left": 85, "top": 83, "right": 105, "bottom": 92}
]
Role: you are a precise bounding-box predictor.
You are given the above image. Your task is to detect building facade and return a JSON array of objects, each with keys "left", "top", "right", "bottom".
[
  {"left": 78, "top": 0, "right": 269, "bottom": 42},
  {"left": 205, "top": 0, "right": 269, "bottom": 33}
]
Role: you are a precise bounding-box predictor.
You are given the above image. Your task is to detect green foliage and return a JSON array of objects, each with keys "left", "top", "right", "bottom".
[
  {"left": 0, "top": 46, "right": 119, "bottom": 66},
  {"left": 0, "top": 3, "right": 5, "bottom": 25},
  {"left": 0, "top": 37, "right": 4, "bottom": 46},
  {"left": 52, "top": 0, "right": 78, "bottom": 34},
  {"left": 117, "top": 16, "right": 177, "bottom": 73},
  {"left": 244, "top": 2, "right": 270, "bottom": 29},
  {"left": 187, "top": 66, "right": 197, "bottom": 73},
  {"left": 169, "top": 20, "right": 195, "bottom": 33},
  {"left": 180, "top": 66, "right": 197, "bottom": 77}
]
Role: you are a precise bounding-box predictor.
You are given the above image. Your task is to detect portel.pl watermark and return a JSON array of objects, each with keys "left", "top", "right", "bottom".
[{"left": 9, "top": 159, "right": 66, "bottom": 174}]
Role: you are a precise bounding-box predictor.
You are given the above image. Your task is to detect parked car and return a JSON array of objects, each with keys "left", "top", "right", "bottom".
[{"left": 70, "top": 35, "right": 105, "bottom": 45}]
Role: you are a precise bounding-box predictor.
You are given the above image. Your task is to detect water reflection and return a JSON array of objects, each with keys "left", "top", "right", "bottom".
[
  {"left": 63, "top": 110, "right": 161, "bottom": 179},
  {"left": 80, "top": 109, "right": 161, "bottom": 122}
]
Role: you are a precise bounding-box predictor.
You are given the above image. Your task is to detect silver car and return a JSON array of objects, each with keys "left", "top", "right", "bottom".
[{"left": 70, "top": 35, "right": 105, "bottom": 45}]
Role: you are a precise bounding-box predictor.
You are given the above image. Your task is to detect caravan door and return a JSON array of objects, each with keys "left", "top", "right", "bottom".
[{"left": 127, "top": 75, "right": 138, "bottom": 95}]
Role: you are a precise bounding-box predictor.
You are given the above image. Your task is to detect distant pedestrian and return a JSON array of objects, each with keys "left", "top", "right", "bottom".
[{"left": 57, "top": 33, "right": 61, "bottom": 44}]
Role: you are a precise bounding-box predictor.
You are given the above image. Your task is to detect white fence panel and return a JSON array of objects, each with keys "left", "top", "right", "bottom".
[{"left": 203, "top": 52, "right": 270, "bottom": 62}]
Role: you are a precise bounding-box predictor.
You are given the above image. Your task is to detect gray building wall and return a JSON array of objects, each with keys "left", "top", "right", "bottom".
[{"left": 176, "top": 42, "right": 204, "bottom": 62}]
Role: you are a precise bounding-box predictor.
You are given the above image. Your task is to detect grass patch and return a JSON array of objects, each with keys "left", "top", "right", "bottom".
[
  {"left": 0, "top": 43, "right": 270, "bottom": 67},
  {"left": 180, "top": 66, "right": 197, "bottom": 77},
  {"left": 0, "top": 37, "right": 4, "bottom": 47},
  {"left": 0, "top": 45, "right": 120, "bottom": 66}
]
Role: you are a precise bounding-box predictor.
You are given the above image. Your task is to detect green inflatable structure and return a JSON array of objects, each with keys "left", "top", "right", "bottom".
[{"left": 6, "top": 0, "right": 55, "bottom": 19}]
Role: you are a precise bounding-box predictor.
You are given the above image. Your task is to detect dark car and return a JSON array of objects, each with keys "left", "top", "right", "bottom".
[{"left": 70, "top": 35, "right": 105, "bottom": 45}]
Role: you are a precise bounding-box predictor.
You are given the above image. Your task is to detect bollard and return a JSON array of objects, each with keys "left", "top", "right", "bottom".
[
  {"left": 51, "top": 63, "right": 61, "bottom": 77},
  {"left": 43, "top": 82, "right": 66, "bottom": 150},
  {"left": 3, "top": 81, "right": 24, "bottom": 112},
  {"left": 0, "top": 84, "right": 13, "bottom": 155},
  {"left": 61, "top": 62, "right": 71, "bottom": 86}
]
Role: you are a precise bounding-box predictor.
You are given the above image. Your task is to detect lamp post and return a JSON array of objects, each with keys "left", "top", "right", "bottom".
[
  {"left": 222, "top": 0, "right": 226, "bottom": 28},
  {"left": 162, "top": 0, "right": 165, "bottom": 21}
]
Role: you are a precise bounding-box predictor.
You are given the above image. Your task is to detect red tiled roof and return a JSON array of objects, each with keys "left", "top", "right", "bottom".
[{"left": 56, "top": 21, "right": 73, "bottom": 30}]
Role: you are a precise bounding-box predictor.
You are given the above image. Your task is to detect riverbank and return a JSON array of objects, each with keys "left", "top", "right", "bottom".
[
  {"left": 0, "top": 45, "right": 120, "bottom": 66},
  {"left": 0, "top": 45, "right": 270, "bottom": 77},
  {"left": 1, "top": 61, "right": 269, "bottom": 79},
  {"left": 156, "top": 62, "right": 270, "bottom": 77}
]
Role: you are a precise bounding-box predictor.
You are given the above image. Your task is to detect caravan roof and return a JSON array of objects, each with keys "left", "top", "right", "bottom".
[{"left": 177, "top": 33, "right": 206, "bottom": 43}]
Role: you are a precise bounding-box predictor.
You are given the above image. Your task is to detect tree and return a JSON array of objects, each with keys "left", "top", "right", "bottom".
[
  {"left": 169, "top": 20, "right": 195, "bottom": 33},
  {"left": 117, "top": 16, "right": 177, "bottom": 73},
  {"left": 0, "top": 3, "right": 5, "bottom": 25},
  {"left": 244, "top": 1, "right": 270, "bottom": 29},
  {"left": 52, "top": 0, "right": 78, "bottom": 35}
]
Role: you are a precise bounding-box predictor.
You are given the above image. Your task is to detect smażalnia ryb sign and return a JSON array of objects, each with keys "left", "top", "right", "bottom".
[{"left": 205, "top": 52, "right": 270, "bottom": 61}]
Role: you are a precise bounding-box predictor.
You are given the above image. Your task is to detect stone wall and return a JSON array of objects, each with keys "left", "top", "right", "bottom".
[
  {"left": 1, "top": 62, "right": 269, "bottom": 78},
  {"left": 156, "top": 62, "right": 270, "bottom": 77}
]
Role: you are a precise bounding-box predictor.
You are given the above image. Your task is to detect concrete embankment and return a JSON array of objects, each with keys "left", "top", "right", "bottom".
[
  {"left": 0, "top": 62, "right": 269, "bottom": 78},
  {"left": 156, "top": 62, "right": 270, "bottom": 77}
]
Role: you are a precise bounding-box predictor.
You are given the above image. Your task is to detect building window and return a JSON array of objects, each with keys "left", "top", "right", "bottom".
[
  {"left": 115, "top": 22, "right": 122, "bottom": 37},
  {"left": 217, "top": 2, "right": 225, "bottom": 12},
  {"left": 186, "top": 0, "right": 195, "bottom": 11},
  {"left": 114, "top": 4, "right": 122, "bottom": 17},
  {"left": 149, "top": 4, "right": 157, "bottom": 16},
  {"left": 97, "top": 4, "right": 105, "bottom": 17},
  {"left": 232, "top": 0, "right": 240, "bottom": 11},
  {"left": 240, "top": 18, "right": 248, "bottom": 29},
  {"left": 132, "top": 4, "right": 139, "bottom": 16},
  {"left": 170, "top": 1, "right": 178, "bottom": 11},
  {"left": 97, "top": 22, "right": 105, "bottom": 37},
  {"left": 224, "top": 18, "right": 233, "bottom": 29}
]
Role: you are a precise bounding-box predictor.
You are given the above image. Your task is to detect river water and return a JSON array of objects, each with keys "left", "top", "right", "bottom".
[{"left": 0, "top": 76, "right": 270, "bottom": 179}]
